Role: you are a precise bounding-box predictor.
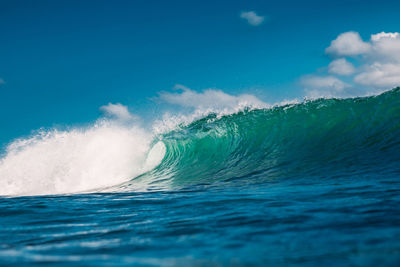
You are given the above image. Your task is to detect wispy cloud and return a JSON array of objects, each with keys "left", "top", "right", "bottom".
[
  {"left": 100, "top": 103, "right": 137, "bottom": 121},
  {"left": 302, "top": 31, "right": 400, "bottom": 98},
  {"left": 240, "top": 11, "right": 265, "bottom": 26},
  {"left": 0, "top": 78, "right": 5, "bottom": 85},
  {"left": 158, "top": 84, "right": 267, "bottom": 110}
]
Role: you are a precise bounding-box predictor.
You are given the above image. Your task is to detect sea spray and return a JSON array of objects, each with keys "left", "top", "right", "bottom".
[{"left": 0, "top": 120, "right": 164, "bottom": 196}]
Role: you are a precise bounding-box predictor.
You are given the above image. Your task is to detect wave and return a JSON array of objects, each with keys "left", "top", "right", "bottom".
[
  {"left": 1, "top": 88, "right": 400, "bottom": 196},
  {"left": 120, "top": 87, "right": 400, "bottom": 191}
]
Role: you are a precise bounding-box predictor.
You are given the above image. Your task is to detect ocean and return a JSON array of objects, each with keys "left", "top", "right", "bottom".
[{"left": 0, "top": 88, "right": 400, "bottom": 266}]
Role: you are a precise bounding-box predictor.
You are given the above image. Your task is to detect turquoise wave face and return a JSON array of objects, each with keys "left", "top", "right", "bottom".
[{"left": 124, "top": 87, "right": 400, "bottom": 190}]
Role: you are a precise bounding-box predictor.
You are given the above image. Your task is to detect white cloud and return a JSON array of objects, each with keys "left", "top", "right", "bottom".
[
  {"left": 354, "top": 63, "right": 400, "bottom": 88},
  {"left": 303, "top": 31, "right": 400, "bottom": 97},
  {"left": 328, "top": 58, "right": 355, "bottom": 75},
  {"left": 354, "top": 32, "right": 400, "bottom": 88},
  {"left": 0, "top": 78, "right": 5, "bottom": 85},
  {"left": 369, "top": 32, "right": 400, "bottom": 63},
  {"left": 326, "top": 31, "right": 371, "bottom": 56},
  {"left": 100, "top": 103, "right": 136, "bottom": 121},
  {"left": 371, "top": 32, "right": 399, "bottom": 41},
  {"left": 240, "top": 11, "right": 264, "bottom": 26},
  {"left": 302, "top": 76, "right": 350, "bottom": 98},
  {"left": 159, "top": 84, "right": 267, "bottom": 110}
]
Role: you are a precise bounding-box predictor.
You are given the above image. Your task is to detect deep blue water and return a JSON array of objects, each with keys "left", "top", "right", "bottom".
[{"left": 1, "top": 179, "right": 400, "bottom": 266}]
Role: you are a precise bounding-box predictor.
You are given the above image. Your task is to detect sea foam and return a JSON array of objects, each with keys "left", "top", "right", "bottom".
[{"left": 0, "top": 121, "right": 165, "bottom": 196}]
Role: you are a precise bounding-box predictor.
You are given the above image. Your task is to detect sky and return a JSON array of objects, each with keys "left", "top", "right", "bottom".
[{"left": 1, "top": 0, "right": 400, "bottom": 147}]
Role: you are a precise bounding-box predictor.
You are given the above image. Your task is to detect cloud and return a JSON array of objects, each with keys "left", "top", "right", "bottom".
[
  {"left": 371, "top": 32, "right": 399, "bottom": 41},
  {"left": 354, "top": 63, "right": 400, "bottom": 88},
  {"left": 328, "top": 58, "right": 355, "bottom": 76},
  {"left": 0, "top": 78, "right": 5, "bottom": 85},
  {"left": 100, "top": 103, "right": 136, "bottom": 121},
  {"left": 325, "top": 31, "right": 371, "bottom": 56},
  {"left": 369, "top": 32, "right": 400, "bottom": 63},
  {"left": 240, "top": 11, "right": 265, "bottom": 26},
  {"left": 303, "top": 31, "right": 400, "bottom": 98},
  {"left": 301, "top": 76, "right": 350, "bottom": 98},
  {"left": 158, "top": 84, "right": 267, "bottom": 110}
]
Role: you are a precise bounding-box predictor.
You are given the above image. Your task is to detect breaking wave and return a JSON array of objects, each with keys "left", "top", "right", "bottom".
[{"left": 1, "top": 88, "right": 400, "bottom": 196}]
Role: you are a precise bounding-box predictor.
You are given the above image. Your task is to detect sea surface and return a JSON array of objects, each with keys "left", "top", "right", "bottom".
[{"left": 1, "top": 88, "right": 400, "bottom": 266}]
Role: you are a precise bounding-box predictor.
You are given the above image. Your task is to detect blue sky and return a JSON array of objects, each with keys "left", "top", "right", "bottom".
[{"left": 1, "top": 0, "right": 400, "bottom": 147}]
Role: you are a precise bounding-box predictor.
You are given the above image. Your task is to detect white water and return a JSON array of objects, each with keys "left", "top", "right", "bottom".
[{"left": 0, "top": 121, "right": 165, "bottom": 196}]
